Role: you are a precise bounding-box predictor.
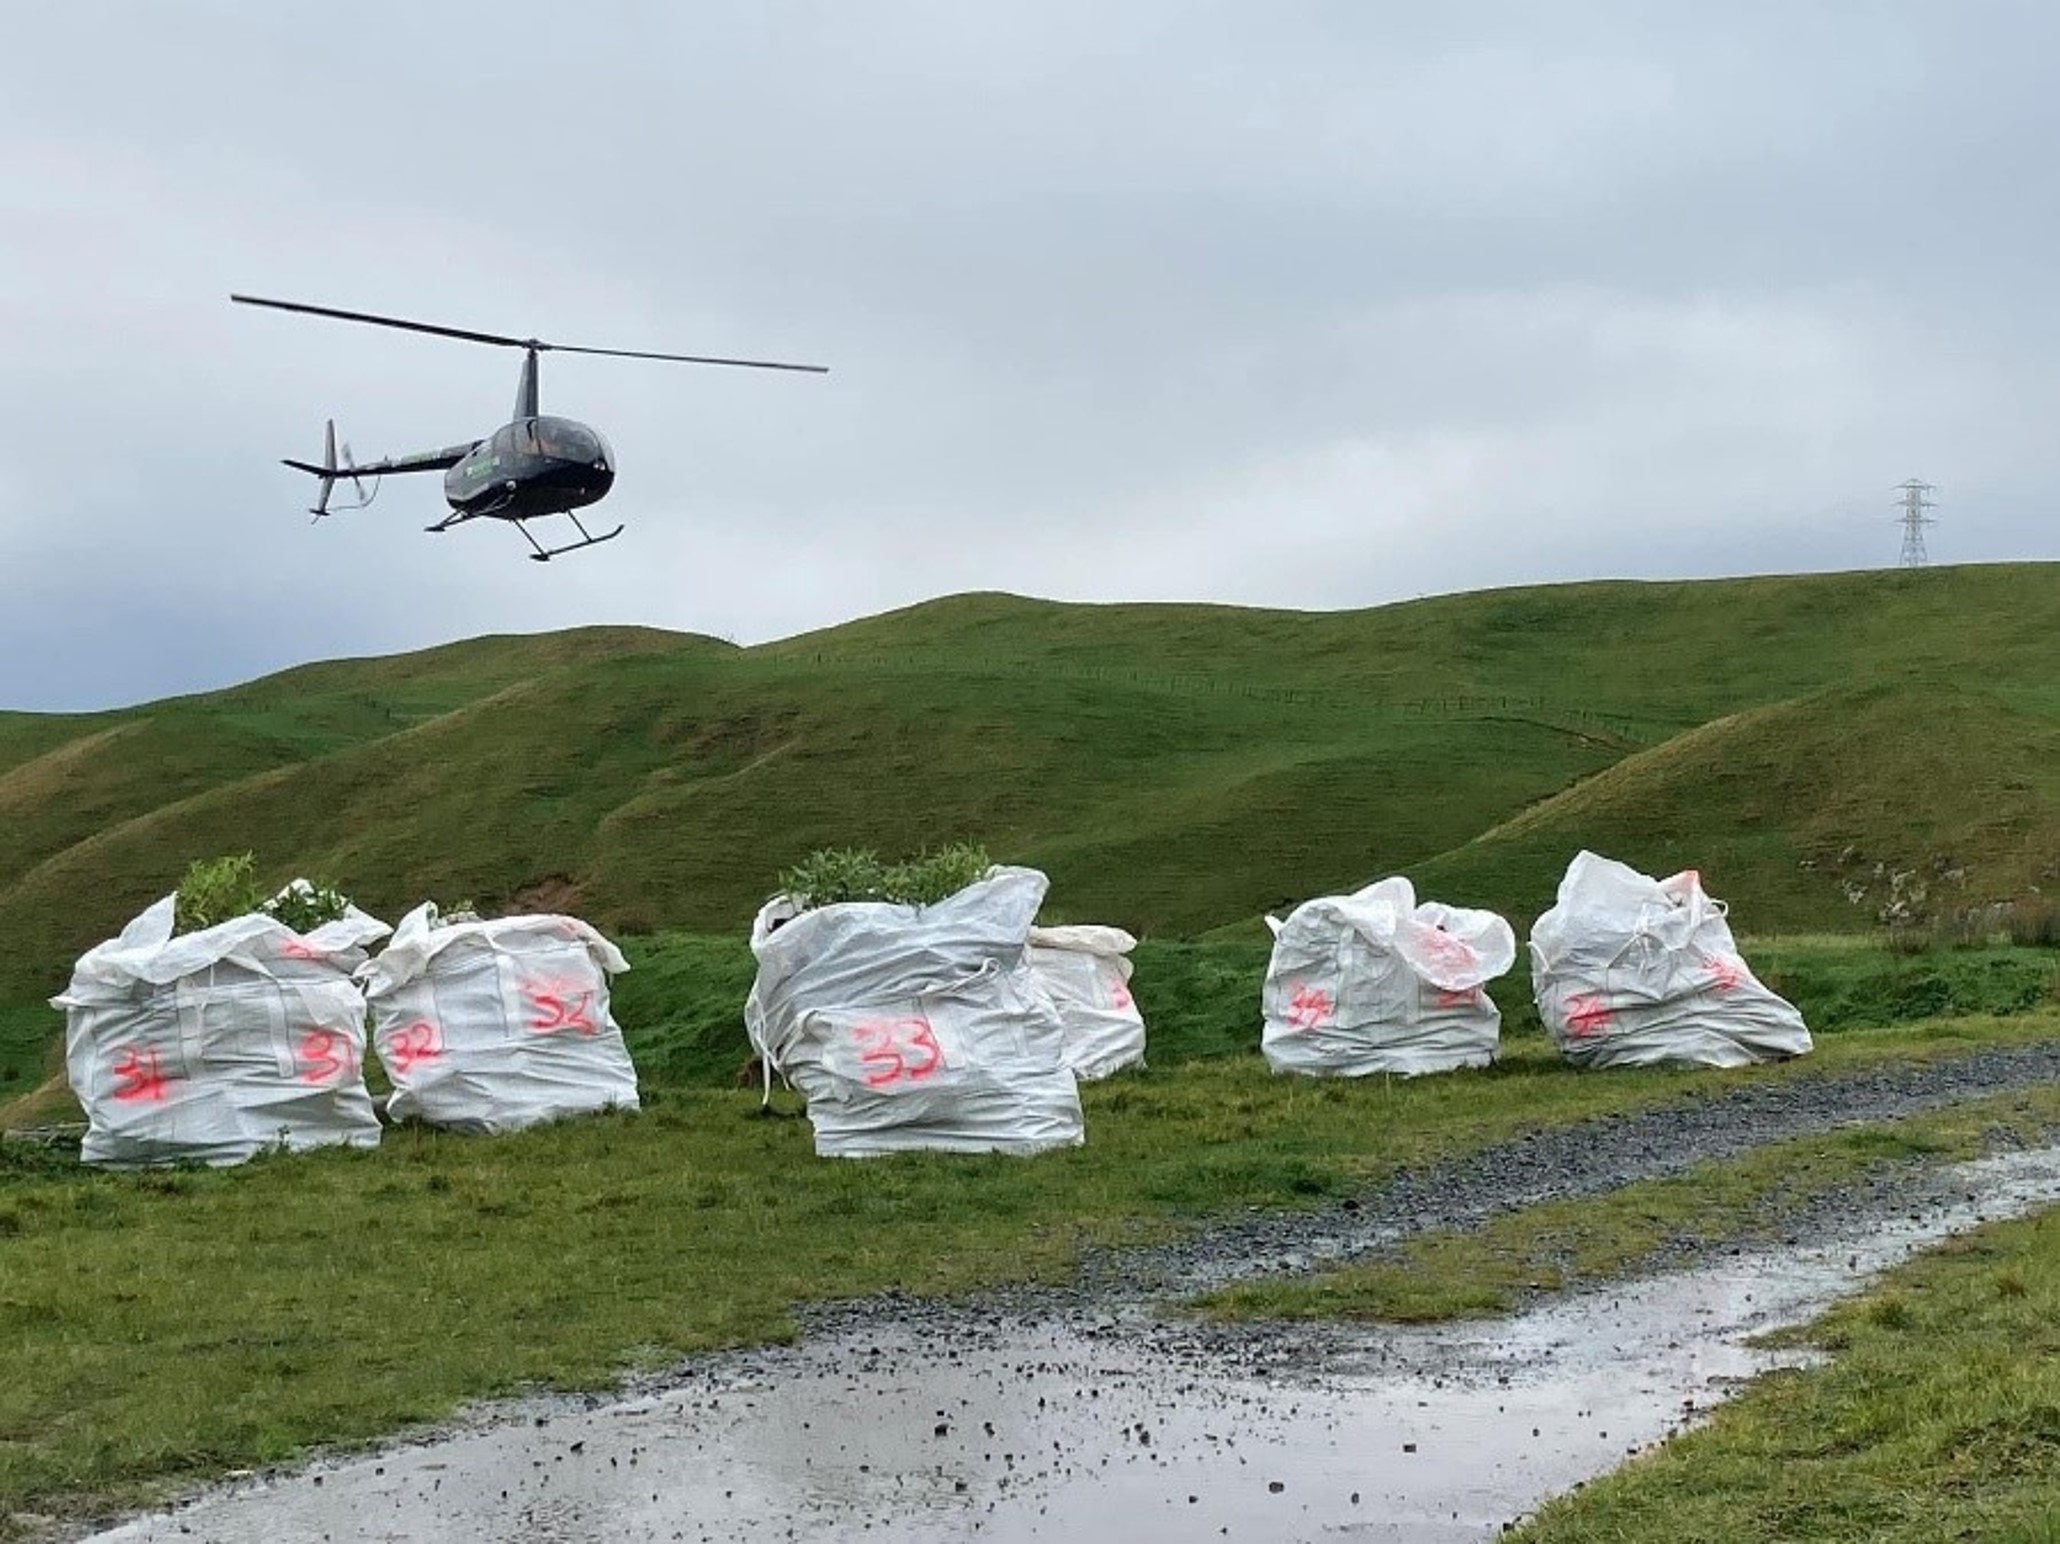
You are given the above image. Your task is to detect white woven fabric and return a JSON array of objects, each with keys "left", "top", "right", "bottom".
[
  {"left": 54, "top": 892, "right": 387, "bottom": 1167},
  {"left": 1530, "top": 851, "right": 1812, "bottom": 1069},
  {"left": 357, "top": 904, "right": 640, "bottom": 1134},
  {"left": 745, "top": 867, "right": 1084, "bottom": 1158},
  {"left": 1262, "top": 876, "right": 1515, "bottom": 1078}
]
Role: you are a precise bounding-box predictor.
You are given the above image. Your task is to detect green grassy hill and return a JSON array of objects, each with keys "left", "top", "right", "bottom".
[{"left": 3, "top": 565, "right": 2057, "bottom": 1020}]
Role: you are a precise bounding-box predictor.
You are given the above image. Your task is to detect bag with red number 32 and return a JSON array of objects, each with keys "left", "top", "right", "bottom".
[
  {"left": 744, "top": 866, "right": 1085, "bottom": 1158},
  {"left": 355, "top": 904, "right": 640, "bottom": 1134},
  {"left": 1529, "top": 851, "right": 1812, "bottom": 1069},
  {"left": 53, "top": 889, "right": 389, "bottom": 1167},
  {"left": 1261, "top": 876, "right": 1516, "bottom": 1078}
]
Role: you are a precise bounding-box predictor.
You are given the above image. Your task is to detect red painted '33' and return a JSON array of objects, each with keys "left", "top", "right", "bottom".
[{"left": 852, "top": 1017, "right": 943, "bottom": 1088}]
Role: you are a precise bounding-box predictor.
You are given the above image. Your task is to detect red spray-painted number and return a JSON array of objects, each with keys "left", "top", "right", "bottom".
[
  {"left": 1285, "top": 985, "right": 1335, "bottom": 1031},
  {"left": 279, "top": 939, "right": 324, "bottom": 961},
  {"left": 1414, "top": 929, "right": 1478, "bottom": 974},
  {"left": 526, "top": 982, "right": 598, "bottom": 1036},
  {"left": 1435, "top": 987, "right": 1482, "bottom": 1010},
  {"left": 852, "top": 1017, "right": 944, "bottom": 1088},
  {"left": 1564, "top": 993, "right": 1614, "bottom": 1039},
  {"left": 1706, "top": 954, "right": 1747, "bottom": 996},
  {"left": 298, "top": 1028, "right": 352, "bottom": 1085},
  {"left": 1109, "top": 980, "right": 1134, "bottom": 1012},
  {"left": 111, "top": 1048, "right": 171, "bottom": 1103},
  {"left": 386, "top": 1021, "right": 445, "bottom": 1074}
]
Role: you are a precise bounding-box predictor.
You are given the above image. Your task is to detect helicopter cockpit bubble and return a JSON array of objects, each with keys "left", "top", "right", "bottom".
[{"left": 532, "top": 417, "right": 606, "bottom": 464}]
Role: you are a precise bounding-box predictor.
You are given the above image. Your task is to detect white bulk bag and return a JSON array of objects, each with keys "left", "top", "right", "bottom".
[
  {"left": 1529, "top": 851, "right": 1812, "bottom": 1069},
  {"left": 1262, "top": 876, "right": 1515, "bottom": 1077},
  {"left": 745, "top": 866, "right": 1085, "bottom": 1158},
  {"left": 356, "top": 904, "right": 641, "bottom": 1134},
  {"left": 53, "top": 891, "right": 388, "bottom": 1168},
  {"left": 1026, "top": 924, "right": 1146, "bottom": 1081}
]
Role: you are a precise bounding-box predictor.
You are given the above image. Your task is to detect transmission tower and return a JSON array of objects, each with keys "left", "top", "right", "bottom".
[{"left": 1895, "top": 479, "right": 1936, "bottom": 567}]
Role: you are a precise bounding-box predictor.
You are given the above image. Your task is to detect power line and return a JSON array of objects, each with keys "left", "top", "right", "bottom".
[{"left": 1895, "top": 478, "right": 1936, "bottom": 567}]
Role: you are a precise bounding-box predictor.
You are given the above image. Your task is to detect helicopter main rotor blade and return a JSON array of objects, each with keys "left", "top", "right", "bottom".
[
  {"left": 232, "top": 294, "right": 535, "bottom": 350},
  {"left": 232, "top": 294, "right": 828, "bottom": 372},
  {"left": 549, "top": 343, "right": 828, "bottom": 373}
]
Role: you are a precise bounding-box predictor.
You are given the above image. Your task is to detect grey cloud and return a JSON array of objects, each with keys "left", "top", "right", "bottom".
[{"left": 3, "top": 2, "right": 2058, "bottom": 708}]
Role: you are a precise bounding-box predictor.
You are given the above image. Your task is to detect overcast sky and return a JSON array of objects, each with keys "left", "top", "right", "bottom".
[{"left": 3, "top": 2, "right": 2056, "bottom": 710}]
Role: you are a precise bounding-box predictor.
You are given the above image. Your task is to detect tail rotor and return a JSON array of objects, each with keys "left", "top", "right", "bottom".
[{"left": 282, "top": 419, "right": 377, "bottom": 518}]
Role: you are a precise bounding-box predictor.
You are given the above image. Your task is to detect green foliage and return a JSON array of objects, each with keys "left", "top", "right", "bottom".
[
  {"left": 262, "top": 879, "right": 352, "bottom": 935},
  {"left": 777, "top": 841, "right": 993, "bottom": 912},
  {"left": 172, "top": 853, "right": 265, "bottom": 934},
  {"left": 171, "top": 856, "right": 350, "bottom": 937}
]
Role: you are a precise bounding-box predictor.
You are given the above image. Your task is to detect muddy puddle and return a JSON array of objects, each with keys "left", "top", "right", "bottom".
[{"left": 87, "top": 1146, "right": 2060, "bottom": 1544}]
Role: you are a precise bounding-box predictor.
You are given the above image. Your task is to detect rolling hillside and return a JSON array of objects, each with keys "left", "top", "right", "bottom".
[{"left": 3, "top": 565, "right": 2056, "bottom": 1016}]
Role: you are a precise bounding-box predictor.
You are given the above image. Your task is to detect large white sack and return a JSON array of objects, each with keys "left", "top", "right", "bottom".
[
  {"left": 1262, "top": 876, "right": 1516, "bottom": 1078},
  {"left": 1529, "top": 851, "right": 1812, "bottom": 1069},
  {"left": 1026, "top": 924, "right": 1146, "bottom": 1081},
  {"left": 356, "top": 904, "right": 641, "bottom": 1134},
  {"left": 53, "top": 891, "right": 388, "bottom": 1168},
  {"left": 745, "top": 866, "right": 1084, "bottom": 1158}
]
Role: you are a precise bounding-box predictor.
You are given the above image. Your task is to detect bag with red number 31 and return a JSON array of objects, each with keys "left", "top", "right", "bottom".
[
  {"left": 53, "top": 889, "right": 389, "bottom": 1167},
  {"left": 1529, "top": 851, "right": 1812, "bottom": 1070},
  {"left": 355, "top": 904, "right": 641, "bottom": 1135},
  {"left": 744, "top": 865, "right": 1085, "bottom": 1158},
  {"left": 1261, "top": 875, "right": 1516, "bottom": 1078}
]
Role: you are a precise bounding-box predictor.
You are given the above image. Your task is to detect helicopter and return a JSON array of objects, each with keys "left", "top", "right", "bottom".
[{"left": 231, "top": 294, "right": 827, "bottom": 560}]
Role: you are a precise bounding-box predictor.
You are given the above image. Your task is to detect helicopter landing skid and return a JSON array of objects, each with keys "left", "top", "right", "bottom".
[{"left": 521, "top": 511, "right": 625, "bottom": 562}]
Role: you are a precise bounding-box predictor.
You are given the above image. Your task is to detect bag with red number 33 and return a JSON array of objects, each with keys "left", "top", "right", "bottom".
[
  {"left": 355, "top": 904, "right": 641, "bottom": 1134},
  {"left": 1529, "top": 851, "right": 1812, "bottom": 1070},
  {"left": 53, "top": 889, "right": 390, "bottom": 1167},
  {"left": 1261, "top": 875, "right": 1516, "bottom": 1078},
  {"left": 744, "top": 865, "right": 1084, "bottom": 1158}
]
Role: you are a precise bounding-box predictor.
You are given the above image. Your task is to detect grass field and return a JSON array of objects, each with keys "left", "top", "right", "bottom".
[
  {"left": 2, "top": 933, "right": 2057, "bottom": 1528},
  {"left": 9, "top": 569, "right": 2060, "bottom": 1532},
  {"left": 1515, "top": 1205, "right": 2060, "bottom": 1542},
  {"left": 4, "top": 565, "right": 2060, "bottom": 1018}
]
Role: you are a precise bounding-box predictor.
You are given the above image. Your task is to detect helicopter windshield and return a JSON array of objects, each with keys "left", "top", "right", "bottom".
[{"left": 529, "top": 417, "right": 604, "bottom": 462}]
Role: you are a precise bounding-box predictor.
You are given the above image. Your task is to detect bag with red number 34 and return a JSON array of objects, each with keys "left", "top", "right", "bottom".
[
  {"left": 1529, "top": 851, "right": 1812, "bottom": 1070},
  {"left": 744, "top": 865, "right": 1085, "bottom": 1158},
  {"left": 1260, "top": 875, "right": 1516, "bottom": 1078},
  {"left": 1024, "top": 924, "right": 1146, "bottom": 1081},
  {"left": 355, "top": 904, "right": 641, "bottom": 1135},
  {"left": 53, "top": 889, "right": 390, "bottom": 1168}
]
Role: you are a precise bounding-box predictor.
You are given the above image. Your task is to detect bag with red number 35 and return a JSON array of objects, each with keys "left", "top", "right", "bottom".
[
  {"left": 355, "top": 904, "right": 641, "bottom": 1135},
  {"left": 744, "top": 866, "right": 1085, "bottom": 1158},
  {"left": 53, "top": 889, "right": 389, "bottom": 1167},
  {"left": 1261, "top": 875, "right": 1516, "bottom": 1078},
  {"left": 1529, "top": 851, "right": 1812, "bottom": 1070}
]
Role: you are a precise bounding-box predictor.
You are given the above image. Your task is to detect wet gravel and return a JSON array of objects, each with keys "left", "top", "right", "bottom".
[
  {"left": 63, "top": 1041, "right": 2060, "bottom": 1544},
  {"left": 802, "top": 1039, "right": 2060, "bottom": 1339}
]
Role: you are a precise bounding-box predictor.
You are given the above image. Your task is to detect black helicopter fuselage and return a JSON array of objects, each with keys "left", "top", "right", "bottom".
[{"left": 444, "top": 415, "right": 616, "bottom": 521}]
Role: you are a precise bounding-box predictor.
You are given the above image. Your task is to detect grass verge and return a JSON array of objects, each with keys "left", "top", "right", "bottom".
[
  {"left": 1, "top": 1015, "right": 2056, "bottom": 1527},
  {"left": 1513, "top": 1200, "right": 2060, "bottom": 1541},
  {"left": 1196, "top": 1085, "right": 2060, "bottom": 1324}
]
